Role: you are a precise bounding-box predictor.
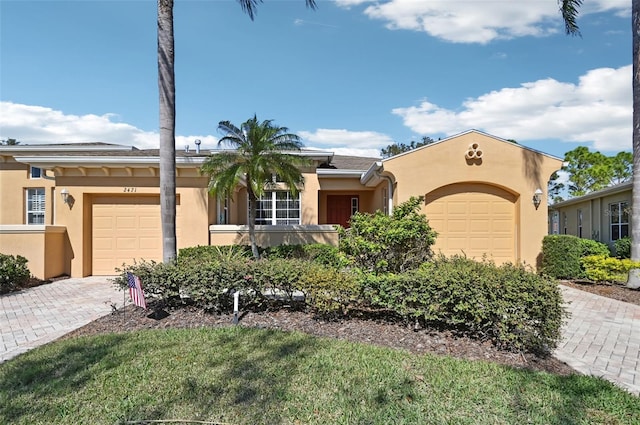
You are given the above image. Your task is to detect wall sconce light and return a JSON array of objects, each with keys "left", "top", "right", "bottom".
[
  {"left": 532, "top": 188, "right": 543, "bottom": 210},
  {"left": 60, "top": 188, "right": 70, "bottom": 205}
]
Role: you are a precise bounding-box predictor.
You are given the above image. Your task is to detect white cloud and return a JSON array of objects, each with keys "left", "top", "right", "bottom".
[
  {"left": 392, "top": 65, "right": 631, "bottom": 152},
  {"left": 334, "top": 0, "right": 629, "bottom": 44},
  {"left": 299, "top": 128, "right": 393, "bottom": 157},
  {"left": 0, "top": 101, "right": 219, "bottom": 150}
]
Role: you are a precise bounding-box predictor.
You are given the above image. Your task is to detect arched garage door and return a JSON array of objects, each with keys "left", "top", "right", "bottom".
[
  {"left": 424, "top": 183, "right": 517, "bottom": 264},
  {"left": 92, "top": 195, "right": 180, "bottom": 275}
]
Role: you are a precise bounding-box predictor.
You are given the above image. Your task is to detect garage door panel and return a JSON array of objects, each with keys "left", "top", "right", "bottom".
[
  {"left": 424, "top": 185, "right": 516, "bottom": 263},
  {"left": 92, "top": 196, "right": 178, "bottom": 275}
]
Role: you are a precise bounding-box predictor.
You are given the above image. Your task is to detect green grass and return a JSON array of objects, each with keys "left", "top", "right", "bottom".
[{"left": 1, "top": 327, "right": 638, "bottom": 424}]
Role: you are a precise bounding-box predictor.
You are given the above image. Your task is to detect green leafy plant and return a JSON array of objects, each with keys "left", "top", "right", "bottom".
[
  {"left": 0, "top": 253, "right": 30, "bottom": 294},
  {"left": 580, "top": 255, "right": 640, "bottom": 283},
  {"left": 540, "top": 235, "right": 584, "bottom": 279},
  {"left": 339, "top": 196, "right": 437, "bottom": 273},
  {"left": 298, "top": 264, "right": 360, "bottom": 315},
  {"left": 579, "top": 238, "right": 611, "bottom": 257},
  {"left": 364, "top": 256, "right": 565, "bottom": 354},
  {"left": 614, "top": 236, "right": 631, "bottom": 259}
]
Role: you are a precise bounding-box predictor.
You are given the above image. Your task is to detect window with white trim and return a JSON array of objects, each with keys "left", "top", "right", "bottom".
[
  {"left": 30, "top": 166, "right": 42, "bottom": 179},
  {"left": 254, "top": 191, "right": 300, "bottom": 225},
  {"left": 26, "top": 188, "right": 45, "bottom": 224},
  {"left": 609, "top": 201, "right": 629, "bottom": 241},
  {"left": 351, "top": 197, "right": 359, "bottom": 215}
]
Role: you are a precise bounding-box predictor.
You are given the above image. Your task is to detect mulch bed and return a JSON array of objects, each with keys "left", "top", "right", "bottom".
[{"left": 54, "top": 277, "right": 640, "bottom": 378}]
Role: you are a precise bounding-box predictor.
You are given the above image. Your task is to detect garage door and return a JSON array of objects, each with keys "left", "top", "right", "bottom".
[
  {"left": 92, "top": 195, "right": 179, "bottom": 275},
  {"left": 424, "top": 184, "right": 516, "bottom": 264}
]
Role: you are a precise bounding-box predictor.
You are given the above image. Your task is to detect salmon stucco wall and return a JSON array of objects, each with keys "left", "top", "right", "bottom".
[
  {"left": 382, "top": 132, "right": 562, "bottom": 266},
  {"left": 55, "top": 173, "right": 211, "bottom": 277}
]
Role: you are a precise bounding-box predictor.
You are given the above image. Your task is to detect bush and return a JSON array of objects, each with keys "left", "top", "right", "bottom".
[
  {"left": 580, "top": 255, "right": 640, "bottom": 283},
  {"left": 0, "top": 253, "right": 30, "bottom": 294},
  {"left": 364, "top": 256, "right": 565, "bottom": 354},
  {"left": 178, "top": 245, "right": 252, "bottom": 263},
  {"left": 540, "top": 235, "right": 584, "bottom": 279},
  {"left": 298, "top": 264, "right": 360, "bottom": 316},
  {"left": 339, "top": 196, "right": 437, "bottom": 273},
  {"left": 614, "top": 236, "right": 631, "bottom": 259},
  {"left": 113, "top": 260, "right": 182, "bottom": 303},
  {"left": 250, "top": 258, "right": 311, "bottom": 302},
  {"left": 579, "top": 238, "right": 611, "bottom": 257}
]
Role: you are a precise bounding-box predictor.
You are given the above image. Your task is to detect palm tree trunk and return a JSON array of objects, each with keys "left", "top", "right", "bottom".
[
  {"left": 158, "top": 0, "right": 177, "bottom": 263},
  {"left": 628, "top": 0, "right": 640, "bottom": 288},
  {"left": 247, "top": 186, "right": 261, "bottom": 259}
]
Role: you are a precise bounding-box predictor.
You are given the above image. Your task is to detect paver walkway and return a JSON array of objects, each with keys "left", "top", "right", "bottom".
[
  {"left": 1, "top": 277, "right": 639, "bottom": 396},
  {"left": 555, "top": 285, "right": 640, "bottom": 396},
  {"left": 0, "top": 276, "right": 121, "bottom": 363}
]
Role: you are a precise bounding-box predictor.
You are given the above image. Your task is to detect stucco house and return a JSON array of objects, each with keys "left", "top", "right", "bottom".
[
  {"left": 549, "top": 181, "right": 632, "bottom": 250},
  {"left": 0, "top": 130, "right": 561, "bottom": 279}
]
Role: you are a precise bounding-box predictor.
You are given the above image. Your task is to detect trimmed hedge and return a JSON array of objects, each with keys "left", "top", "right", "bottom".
[
  {"left": 541, "top": 235, "right": 610, "bottom": 279},
  {"left": 364, "top": 256, "right": 565, "bottom": 354},
  {"left": 0, "top": 253, "right": 30, "bottom": 294},
  {"left": 116, "top": 244, "right": 566, "bottom": 353}
]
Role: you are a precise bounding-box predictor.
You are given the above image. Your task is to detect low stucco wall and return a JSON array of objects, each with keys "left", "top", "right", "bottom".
[
  {"left": 0, "top": 225, "right": 69, "bottom": 279},
  {"left": 209, "top": 225, "right": 339, "bottom": 247}
]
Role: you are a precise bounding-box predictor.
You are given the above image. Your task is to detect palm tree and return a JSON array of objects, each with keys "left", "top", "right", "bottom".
[
  {"left": 156, "top": 0, "right": 317, "bottom": 264},
  {"left": 201, "top": 115, "right": 312, "bottom": 259},
  {"left": 558, "top": 0, "right": 640, "bottom": 288}
]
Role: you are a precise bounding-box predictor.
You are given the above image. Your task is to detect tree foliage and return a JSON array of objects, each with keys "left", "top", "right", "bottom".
[
  {"left": 0, "top": 138, "right": 19, "bottom": 146},
  {"left": 201, "top": 115, "right": 311, "bottom": 259},
  {"left": 380, "top": 137, "right": 437, "bottom": 158},
  {"left": 338, "top": 196, "right": 437, "bottom": 273},
  {"left": 560, "top": 146, "right": 632, "bottom": 198}
]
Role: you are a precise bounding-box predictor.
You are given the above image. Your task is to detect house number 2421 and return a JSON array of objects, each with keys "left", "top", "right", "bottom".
[{"left": 123, "top": 187, "right": 137, "bottom": 193}]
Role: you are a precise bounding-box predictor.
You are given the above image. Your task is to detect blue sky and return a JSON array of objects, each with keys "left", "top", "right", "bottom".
[{"left": 0, "top": 0, "right": 631, "bottom": 160}]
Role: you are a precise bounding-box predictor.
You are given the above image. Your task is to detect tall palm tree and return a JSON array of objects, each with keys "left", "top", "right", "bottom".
[
  {"left": 156, "top": 0, "right": 317, "bottom": 264},
  {"left": 201, "top": 115, "right": 312, "bottom": 259},
  {"left": 558, "top": 0, "right": 640, "bottom": 287}
]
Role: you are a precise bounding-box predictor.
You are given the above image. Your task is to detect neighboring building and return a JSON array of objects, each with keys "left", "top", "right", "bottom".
[
  {"left": 0, "top": 130, "right": 561, "bottom": 279},
  {"left": 549, "top": 181, "right": 632, "bottom": 249}
]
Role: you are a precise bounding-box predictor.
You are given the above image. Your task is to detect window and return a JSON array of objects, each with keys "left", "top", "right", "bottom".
[
  {"left": 551, "top": 211, "right": 559, "bottom": 234},
  {"left": 26, "top": 188, "right": 45, "bottom": 224},
  {"left": 609, "top": 201, "right": 629, "bottom": 241},
  {"left": 30, "top": 167, "right": 42, "bottom": 179},
  {"left": 563, "top": 212, "right": 567, "bottom": 235},
  {"left": 577, "top": 209, "right": 583, "bottom": 238},
  {"left": 351, "top": 197, "right": 359, "bottom": 215},
  {"left": 254, "top": 191, "right": 300, "bottom": 225}
]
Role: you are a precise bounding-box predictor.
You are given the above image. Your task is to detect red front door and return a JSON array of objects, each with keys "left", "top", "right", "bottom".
[{"left": 327, "top": 195, "right": 358, "bottom": 228}]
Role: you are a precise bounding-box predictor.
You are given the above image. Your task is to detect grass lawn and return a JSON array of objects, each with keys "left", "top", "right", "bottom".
[{"left": 1, "top": 327, "right": 638, "bottom": 425}]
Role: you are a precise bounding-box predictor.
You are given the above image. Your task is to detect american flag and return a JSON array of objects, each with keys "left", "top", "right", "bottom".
[{"left": 126, "top": 272, "right": 147, "bottom": 309}]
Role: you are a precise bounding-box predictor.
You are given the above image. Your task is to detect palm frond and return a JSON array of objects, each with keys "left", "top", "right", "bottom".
[
  {"left": 237, "top": 0, "right": 317, "bottom": 21},
  {"left": 559, "top": 0, "right": 582, "bottom": 36}
]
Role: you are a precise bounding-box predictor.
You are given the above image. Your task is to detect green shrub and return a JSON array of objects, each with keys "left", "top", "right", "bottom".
[
  {"left": 298, "top": 264, "right": 360, "bottom": 315},
  {"left": 260, "top": 244, "right": 306, "bottom": 259},
  {"left": 339, "top": 196, "right": 437, "bottom": 273},
  {"left": 580, "top": 255, "right": 640, "bottom": 283},
  {"left": 113, "top": 260, "right": 182, "bottom": 303},
  {"left": 250, "top": 258, "right": 311, "bottom": 302},
  {"left": 614, "top": 236, "right": 631, "bottom": 259},
  {"left": 540, "top": 235, "right": 584, "bottom": 279},
  {"left": 178, "top": 245, "right": 252, "bottom": 263},
  {"left": 0, "top": 253, "right": 30, "bottom": 294},
  {"left": 302, "top": 244, "right": 350, "bottom": 269},
  {"left": 364, "top": 256, "right": 565, "bottom": 354},
  {"left": 579, "top": 238, "right": 611, "bottom": 257}
]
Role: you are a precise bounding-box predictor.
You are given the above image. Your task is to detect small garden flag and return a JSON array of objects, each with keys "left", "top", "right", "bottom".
[{"left": 126, "top": 272, "right": 147, "bottom": 309}]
